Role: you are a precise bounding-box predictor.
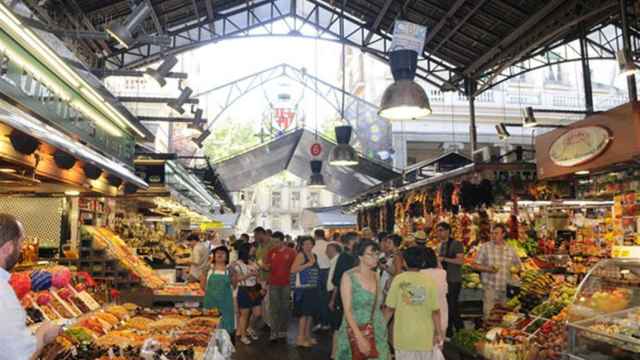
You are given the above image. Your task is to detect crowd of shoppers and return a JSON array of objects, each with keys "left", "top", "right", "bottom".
[{"left": 192, "top": 220, "right": 522, "bottom": 359}]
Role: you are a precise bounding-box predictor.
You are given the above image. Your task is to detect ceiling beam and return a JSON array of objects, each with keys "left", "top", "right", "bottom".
[
  {"left": 423, "top": 0, "right": 468, "bottom": 46},
  {"left": 429, "top": 0, "right": 489, "bottom": 57},
  {"left": 64, "top": 0, "right": 111, "bottom": 54},
  {"left": 473, "top": 0, "right": 617, "bottom": 95},
  {"left": 204, "top": 0, "right": 216, "bottom": 35},
  {"left": 363, "top": 0, "right": 394, "bottom": 45},
  {"left": 464, "top": 0, "right": 566, "bottom": 76},
  {"left": 117, "top": 97, "right": 199, "bottom": 104},
  {"left": 138, "top": 116, "right": 205, "bottom": 123}
]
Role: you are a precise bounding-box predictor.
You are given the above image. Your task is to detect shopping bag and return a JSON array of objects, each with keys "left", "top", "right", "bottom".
[{"left": 425, "top": 347, "right": 445, "bottom": 360}]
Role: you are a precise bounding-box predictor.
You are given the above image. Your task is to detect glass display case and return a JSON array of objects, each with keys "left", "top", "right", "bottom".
[{"left": 567, "top": 258, "right": 640, "bottom": 360}]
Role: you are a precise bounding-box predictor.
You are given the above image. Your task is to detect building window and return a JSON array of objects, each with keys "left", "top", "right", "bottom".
[
  {"left": 309, "top": 192, "right": 321, "bottom": 207},
  {"left": 271, "top": 191, "right": 281, "bottom": 208},
  {"left": 291, "top": 214, "right": 300, "bottom": 229},
  {"left": 291, "top": 191, "right": 301, "bottom": 209},
  {"left": 271, "top": 215, "right": 281, "bottom": 230}
]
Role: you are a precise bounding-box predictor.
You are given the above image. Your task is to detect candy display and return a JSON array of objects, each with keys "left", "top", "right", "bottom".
[
  {"left": 83, "top": 226, "right": 167, "bottom": 289},
  {"left": 39, "top": 306, "right": 221, "bottom": 360}
]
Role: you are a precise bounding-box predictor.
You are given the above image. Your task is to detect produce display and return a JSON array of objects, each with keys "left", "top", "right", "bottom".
[
  {"left": 84, "top": 226, "right": 167, "bottom": 289},
  {"left": 39, "top": 305, "right": 220, "bottom": 360},
  {"left": 154, "top": 283, "right": 205, "bottom": 297}
]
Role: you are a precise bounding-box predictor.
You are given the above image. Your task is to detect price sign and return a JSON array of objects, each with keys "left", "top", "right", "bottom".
[
  {"left": 612, "top": 245, "right": 640, "bottom": 259},
  {"left": 310, "top": 143, "right": 323, "bottom": 157}
]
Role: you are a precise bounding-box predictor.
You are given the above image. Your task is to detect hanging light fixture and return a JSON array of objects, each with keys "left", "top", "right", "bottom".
[
  {"left": 378, "top": 20, "right": 431, "bottom": 120},
  {"left": 145, "top": 55, "right": 178, "bottom": 87},
  {"left": 522, "top": 106, "right": 537, "bottom": 128},
  {"left": 168, "top": 86, "right": 193, "bottom": 114},
  {"left": 308, "top": 160, "right": 326, "bottom": 189},
  {"left": 616, "top": 48, "right": 639, "bottom": 77},
  {"left": 193, "top": 129, "right": 211, "bottom": 148},
  {"left": 495, "top": 123, "right": 510, "bottom": 140},
  {"left": 106, "top": 1, "right": 153, "bottom": 48},
  {"left": 330, "top": 37, "right": 358, "bottom": 167},
  {"left": 329, "top": 125, "right": 358, "bottom": 166}
]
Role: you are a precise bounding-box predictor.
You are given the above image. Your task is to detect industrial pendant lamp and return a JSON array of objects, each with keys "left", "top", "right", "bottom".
[
  {"left": 329, "top": 125, "right": 358, "bottom": 166},
  {"left": 379, "top": 20, "right": 431, "bottom": 120},
  {"left": 329, "top": 40, "right": 358, "bottom": 167},
  {"left": 106, "top": 1, "right": 153, "bottom": 48},
  {"left": 616, "top": 48, "right": 639, "bottom": 77},
  {"left": 496, "top": 123, "right": 511, "bottom": 140},
  {"left": 308, "top": 160, "right": 326, "bottom": 189},
  {"left": 168, "top": 86, "right": 193, "bottom": 114},
  {"left": 522, "top": 107, "right": 537, "bottom": 128},
  {"left": 145, "top": 55, "right": 178, "bottom": 87},
  {"left": 379, "top": 50, "right": 431, "bottom": 120}
]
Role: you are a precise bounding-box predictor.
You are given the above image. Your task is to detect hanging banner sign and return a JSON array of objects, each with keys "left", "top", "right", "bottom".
[
  {"left": 549, "top": 126, "right": 611, "bottom": 167},
  {"left": 273, "top": 108, "right": 296, "bottom": 132},
  {"left": 390, "top": 20, "right": 428, "bottom": 54},
  {"left": 310, "top": 143, "right": 323, "bottom": 157}
]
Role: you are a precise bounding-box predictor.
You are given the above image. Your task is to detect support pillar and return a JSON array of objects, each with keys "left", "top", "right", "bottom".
[
  {"left": 465, "top": 79, "right": 478, "bottom": 154},
  {"left": 620, "top": 0, "right": 638, "bottom": 103},
  {"left": 579, "top": 34, "right": 594, "bottom": 114}
]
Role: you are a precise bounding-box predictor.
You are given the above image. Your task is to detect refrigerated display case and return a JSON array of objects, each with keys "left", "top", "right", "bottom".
[{"left": 567, "top": 258, "right": 640, "bottom": 359}]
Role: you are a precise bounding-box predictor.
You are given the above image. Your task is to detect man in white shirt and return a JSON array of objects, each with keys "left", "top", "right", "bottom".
[
  {"left": 0, "top": 214, "right": 60, "bottom": 360},
  {"left": 311, "top": 229, "right": 331, "bottom": 331},
  {"left": 187, "top": 232, "right": 210, "bottom": 283}
]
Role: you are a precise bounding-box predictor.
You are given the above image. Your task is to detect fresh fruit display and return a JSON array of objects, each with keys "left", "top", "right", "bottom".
[
  {"left": 520, "top": 270, "right": 555, "bottom": 298},
  {"left": 527, "top": 320, "right": 566, "bottom": 360},
  {"left": 462, "top": 268, "right": 482, "bottom": 289},
  {"left": 451, "top": 329, "right": 484, "bottom": 355}
]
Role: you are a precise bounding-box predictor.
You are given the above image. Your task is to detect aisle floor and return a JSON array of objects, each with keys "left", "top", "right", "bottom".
[
  {"left": 232, "top": 321, "right": 460, "bottom": 360},
  {"left": 233, "top": 322, "right": 332, "bottom": 360}
]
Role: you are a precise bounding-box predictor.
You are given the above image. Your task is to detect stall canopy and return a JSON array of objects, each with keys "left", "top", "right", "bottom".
[
  {"left": 211, "top": 129, "right": 399, "bottom": 198},
  {"left": 302, "top": 206, "right": 357, "bottom": 231}
]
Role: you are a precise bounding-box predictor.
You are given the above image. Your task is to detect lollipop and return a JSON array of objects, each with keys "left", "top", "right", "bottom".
[
  {"left": 9, "top": 272, "right": 31, "bottom": 299},
  {"left": 51, "top": 267, "right": 72, "bottom": 288},
  {"left": 36, "top": 292, "right": 52, "bottom": 306},
  {"left": 30, "top": 270, "right": 52, "bottom": 291}
]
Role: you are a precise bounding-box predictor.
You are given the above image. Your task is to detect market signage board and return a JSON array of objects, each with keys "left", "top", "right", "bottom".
[
  {"left": 390, "top": 20, "right": 427, "bottom": 54},
  {"left": 612, "top": 245, "right": 640, "bottom": 259},
  {"left": 548, "top": 126, "right": 611, "bottom": 167},
  {"left": 535, "top": 102, "right": 640, "bottom": 179}
]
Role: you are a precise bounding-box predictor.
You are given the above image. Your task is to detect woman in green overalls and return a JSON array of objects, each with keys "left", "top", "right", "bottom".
[{"left": 201, "top": 246, "right": 235, "bottom": 338}]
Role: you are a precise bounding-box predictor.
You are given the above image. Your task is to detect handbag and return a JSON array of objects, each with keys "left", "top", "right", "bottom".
[{"left": 347, "top": 273, "right": 379, "bottom": 360}]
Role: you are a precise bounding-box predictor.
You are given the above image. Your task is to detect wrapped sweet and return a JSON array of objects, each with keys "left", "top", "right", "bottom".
[
  {"left": 51, "top": 267, "right": 72, "bottom": 288},
  {"left": 36, "top": 292, "right": 52, "bottom": 306},
  {"left": 31, "top": 270, "right": 52, "bottom": 291},
  {"left": 9, "top": 272, "right": 31, "bottom": 299}
]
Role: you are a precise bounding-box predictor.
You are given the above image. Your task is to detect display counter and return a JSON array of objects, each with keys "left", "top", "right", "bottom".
[{"left": 568, "top": 258, "right": 640, "bottom": 360}]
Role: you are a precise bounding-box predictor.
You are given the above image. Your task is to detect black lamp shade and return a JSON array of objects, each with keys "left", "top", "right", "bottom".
[
  {"left": 10, "top": 130, "right": 39, "bottom": 155},
  {"left": 107, "top": 174, "right": 123, "bottom": 187},
  {"left": 308, "top": 173, "right": 326, "bottom": 188},
  {"left": 123, "top": 183, "right": 138, "bottom": 194},
  {"left": 310, "top": 160, "right": 323, "bottom": 174},
  {"left": 53, "top": 151, "right": 76, "bottom": 170},
  {"left": 390, "top": 50, "right": 418, "bottom": 81},
  {"left": 83, "top": 163, "right": 103, "bottom": 180},
  {"left": 335, "top": 125, "right": 353, "bottom": 145}
]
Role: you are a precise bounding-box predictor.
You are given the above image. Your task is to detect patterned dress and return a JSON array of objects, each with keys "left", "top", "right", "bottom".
[{"left": 336, "top": 270, "right": 389, "bottom": 360}]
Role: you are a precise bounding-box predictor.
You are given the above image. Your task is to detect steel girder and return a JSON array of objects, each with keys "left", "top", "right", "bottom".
[
  {"left": 96, "top": 0, "right": 636, "bottom": 96},
  {"left": 194, "top": 63, "right": 393, "bottom": 158},
  {"left": 100, "top": 0, "right": 465, "bottom": 92}
]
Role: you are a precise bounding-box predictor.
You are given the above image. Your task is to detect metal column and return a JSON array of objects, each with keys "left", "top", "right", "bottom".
[
  {"left": 579, "top": 34, "right": 594, "bottom": 113},
  {"left": 620, "top": 0, "right": 638, "bottom": 102},
  {"left": 466, "top": 79, "right": 478, "bottom": 154}
]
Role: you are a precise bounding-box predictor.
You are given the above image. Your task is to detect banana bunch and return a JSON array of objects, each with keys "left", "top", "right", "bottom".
[{"left": 521, "top": 270, "right": 554, "bottom": 297}]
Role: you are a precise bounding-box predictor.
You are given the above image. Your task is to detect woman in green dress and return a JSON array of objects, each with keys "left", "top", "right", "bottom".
[
  {"left": 336, "top": 239, "right": 389, "bottom": 359},
  {"left": 201, "top": 246, "right": 235, "bottom": 338}
]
